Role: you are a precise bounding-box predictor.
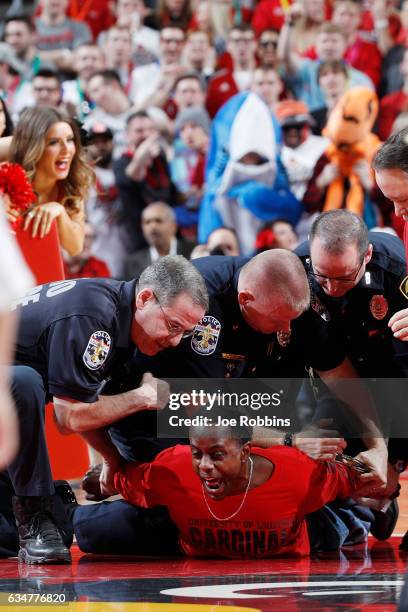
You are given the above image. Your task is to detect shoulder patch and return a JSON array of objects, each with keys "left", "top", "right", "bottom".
[
  {"left": 83, "top": 331, "right": 111, "bottom": 370},
  {"left": 191, "top": 316, "right": 221, "bottom": 355}
]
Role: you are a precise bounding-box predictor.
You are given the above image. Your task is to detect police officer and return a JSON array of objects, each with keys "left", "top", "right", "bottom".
[
  {"left": 1, "top": 255, "right": 208, "bottom": 564},
  {"left": 296, "top": 210, "right": 408, "bottom": 537}
]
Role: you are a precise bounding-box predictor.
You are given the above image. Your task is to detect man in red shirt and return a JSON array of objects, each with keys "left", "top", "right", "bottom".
[{"left": 69, "top": 406, "right": 368, "bottom": 557}]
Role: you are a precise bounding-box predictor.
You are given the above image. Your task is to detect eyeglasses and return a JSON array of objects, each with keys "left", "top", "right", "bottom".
[
  {"left": 309, "top": 256, "right": 365, "bottom": 284},
  {"left": 259, "top": 40, "right": 278, "bottom": 48},
  {"left": 154, "top": 293, "right": 195, "bottom": 339}
]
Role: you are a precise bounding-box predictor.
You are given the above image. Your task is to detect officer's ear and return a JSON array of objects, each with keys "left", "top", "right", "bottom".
[
  {"left": 365, "top": 244, "right": 373, "bottom": 265},
  {"left": 238, "top": 290, "right": 255, "bottom": 306},
  {"left": 136, "top": 288, "right": 155, "bottom": 310}
]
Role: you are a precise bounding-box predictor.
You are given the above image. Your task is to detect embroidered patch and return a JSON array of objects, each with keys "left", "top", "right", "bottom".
[
  {"left": 191, "top": 316, "right": 221, "bottom": 355},
  {"left": 277, "top": 330, "right": 291, "bottom": 347},
  {"left": 369, "top": 295, "right": 388, "bottom": 320},
  {"left": 83, "top": 331, "right": 111, "bottom": 370}
]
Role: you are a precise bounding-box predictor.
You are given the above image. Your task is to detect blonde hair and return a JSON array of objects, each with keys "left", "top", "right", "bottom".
[{"left": 10, "top": 107, "right": 94, "bottom": 213}]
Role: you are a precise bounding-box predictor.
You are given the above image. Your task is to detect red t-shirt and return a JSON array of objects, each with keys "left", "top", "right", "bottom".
[{"left": 115, "top": 445, "right": 357, "bottom": 559}]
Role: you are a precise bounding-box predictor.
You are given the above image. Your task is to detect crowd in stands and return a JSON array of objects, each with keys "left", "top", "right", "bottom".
[{"left": 1, "top": 0, "right": 407, "bottom": 273}]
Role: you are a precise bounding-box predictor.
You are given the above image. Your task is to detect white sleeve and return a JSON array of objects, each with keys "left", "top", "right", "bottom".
[{"left": 0, "top": 203, "right": 34, "bottom": 312}]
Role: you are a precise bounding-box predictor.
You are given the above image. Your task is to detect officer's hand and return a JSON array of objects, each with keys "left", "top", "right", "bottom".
[
  {"left": 388, "top": 308, "right": 408, "bottom": 340},
  {"left": 294, "top": 419, "right": 347, "bottom": 460},
  {"left": 353, "top": 447, "right": 388, "bottom": 496},
  {"left": 99, "top": 459, "right": 120, "bottom": 497},
  {"left": 138, "top": 372, "right": 170, "bottom": 410}
]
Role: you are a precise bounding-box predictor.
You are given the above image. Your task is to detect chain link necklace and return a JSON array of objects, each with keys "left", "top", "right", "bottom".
[{"left": 201, "top": 456, "right": 254, "bottom": 521}]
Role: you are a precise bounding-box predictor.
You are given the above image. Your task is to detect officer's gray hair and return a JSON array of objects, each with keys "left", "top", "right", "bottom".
[
  {"left": 138, "top": 255, "right": 209, "bottom": 310},
  {"left": 310, "top": 210, "right": 369, "bottom": 258},
  {"left": 239, "top": 249, "right": 310, "bottom": 313}
]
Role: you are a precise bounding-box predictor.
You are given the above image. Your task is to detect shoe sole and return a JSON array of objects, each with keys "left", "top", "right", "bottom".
[{"left": 18, "top": 548, "right": 72, "bottom": 565}]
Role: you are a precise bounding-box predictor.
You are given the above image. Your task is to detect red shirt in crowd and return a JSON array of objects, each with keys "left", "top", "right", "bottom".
[
  {"left": 63, "top": 256, "right": 111, "bottom": 279},
  {"left": 115, "top": 445, "right": 358, "bottom": 559},
  {"left": 378, "top": 91, "right": 408, "bottom": 141}
]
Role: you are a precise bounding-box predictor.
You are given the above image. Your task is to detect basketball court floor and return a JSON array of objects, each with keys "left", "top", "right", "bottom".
[{"left": 1, "top": 476, "right": 408, "bottom": 611}]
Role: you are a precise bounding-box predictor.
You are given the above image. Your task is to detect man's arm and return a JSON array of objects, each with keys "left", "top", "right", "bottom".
[
  {"left": 276, "top": 3, "right": 303, "bottom": 75},
  {"left": 53, "top": 372, "right": 169, "bottom": 433},
  {"left": 317, "top": 358, "right": 388, "bottom": 491}
]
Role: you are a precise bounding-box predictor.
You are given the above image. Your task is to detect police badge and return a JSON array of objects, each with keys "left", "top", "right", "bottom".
[
  {"left": 369, "top": 295, "right": 388, "bottom": 320},
  {"left": 400, "top": 276, "right": 408, "bottom": 301},
  {"left": 83, "top": 331, "right": 111, "bottom": 370},
  {"left": 191, "top": 316, "right": 221, "bottom": 355}
]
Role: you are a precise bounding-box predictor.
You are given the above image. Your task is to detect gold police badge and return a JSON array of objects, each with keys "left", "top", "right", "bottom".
[{"left": 400, "top": 275, "right": 408, "bottom": 301}]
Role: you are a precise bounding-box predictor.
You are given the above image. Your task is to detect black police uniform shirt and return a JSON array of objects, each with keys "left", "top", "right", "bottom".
[
  {"left": 295, "top": 232, "right": 408, "bottom": 378},
  {"left": 11, "top": 278, "right": 137, "bottom": 403},
  {"left": 147, "top": 256, "right": 345, "bottom": 380}
]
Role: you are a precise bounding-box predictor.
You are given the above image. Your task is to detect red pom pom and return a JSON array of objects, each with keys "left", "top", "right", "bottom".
[{"left": 0, "top": 162, "right": 36, "bottom": 230}]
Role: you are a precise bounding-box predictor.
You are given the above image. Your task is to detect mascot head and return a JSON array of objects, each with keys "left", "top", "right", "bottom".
[{"left": 323, "top": 86, "right": 378, "bottom": 149}]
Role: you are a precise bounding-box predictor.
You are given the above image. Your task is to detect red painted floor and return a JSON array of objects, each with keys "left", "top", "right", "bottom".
[{"left": 0, "top": 538, "right": 406, "bottom": 610}]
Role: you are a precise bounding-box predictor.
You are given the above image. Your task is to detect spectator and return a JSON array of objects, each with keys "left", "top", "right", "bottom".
[
  {"left": 303, "top": 87, "right": 381, "bottom": 227},
  {"left": 206, "top": 24, "right": 257, "bottom": 118},
  {"left": 181, "top": 31, "right": 216, "bottom": 81},
  {"left": 275, "top": 99, "right": 328, "bottom": 201},
  {"left": 199, "top": 92, "right": 301, "bottom": 255},
  {"left": 173, "top": 73, "right": 206, "bottom": 115},
  {"left": 207, "top": 226, "right": 240, "bottom": 255},
  {"left": 130, "top": 26, "right": 186, "bottom": 110},
  {"left": 189, "top": 0, "right": 227, "bottom": 55},
  {"left": 34, "top": 0, "right": 93, "bottom": 72},
  {"left": 151, "top": 0, "right": 193, "bottom": 31},
  {"left": 360, "top": 0, "right": 401, "bottom": 56},
  {"left": 269, "top": 218, "right": 299, "bottom": 250},
  {"left": 256, "top": 28, "right": 279, "bottom": 69},
  {"left": 172, "top": 105, "right": 210, "bottom": 212},
  {"left": 113, "top": 110, "right": 177, "bottom": 251},
  {"left": 114, "top": 0, "right": 160, "bottom": 65},
  {"left": 311, "top": 60, "right": 348, "bottom": 135},
  {"left": 278, "top": 22, "right": 374, "bottom": 112},
  {"left": 103, "top": 25, "right": 134, "bottom": 93},
  {"left": 332, "top": 0, "right": 382, "bottom": 88},
  {"left": 286, "top": 0, "right": 327, "bottom": 57},
  {"left": 31, "top": 68, "right": 63, "bottom": 109},
  {"left": 67, "top": 0, "right": 115, "bottom": 41},
  {"left": 4, "top": 15, "right": 40, "bottom": 78},
  {"left": 85, "top": 123, "right": 131, "bottom": 278},
  {"left": 251, "top": 66, "right": 284, "bottom": 113},
  {"left": 63, "top": 222, "right": 111, "bottom": 279},
  {"left": 378, "top": 48, "right": 408, "bottom": 141},
  {"left": 62, "top": 43, "right": 105, "bottom": 120},
  {"left": 85, "top": 69, "right": 133, "bottom": 156},
  {"left": 123, "top": 201, "right": 194, "bottom": 279}
]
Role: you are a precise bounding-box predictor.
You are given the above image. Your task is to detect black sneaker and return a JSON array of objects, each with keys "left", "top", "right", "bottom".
[
  {"left": 12, "top": 496, "right": 71, "bottom": 565},
  {"left": 371, "top": 499, "right": 399, "bottom": 541}
]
